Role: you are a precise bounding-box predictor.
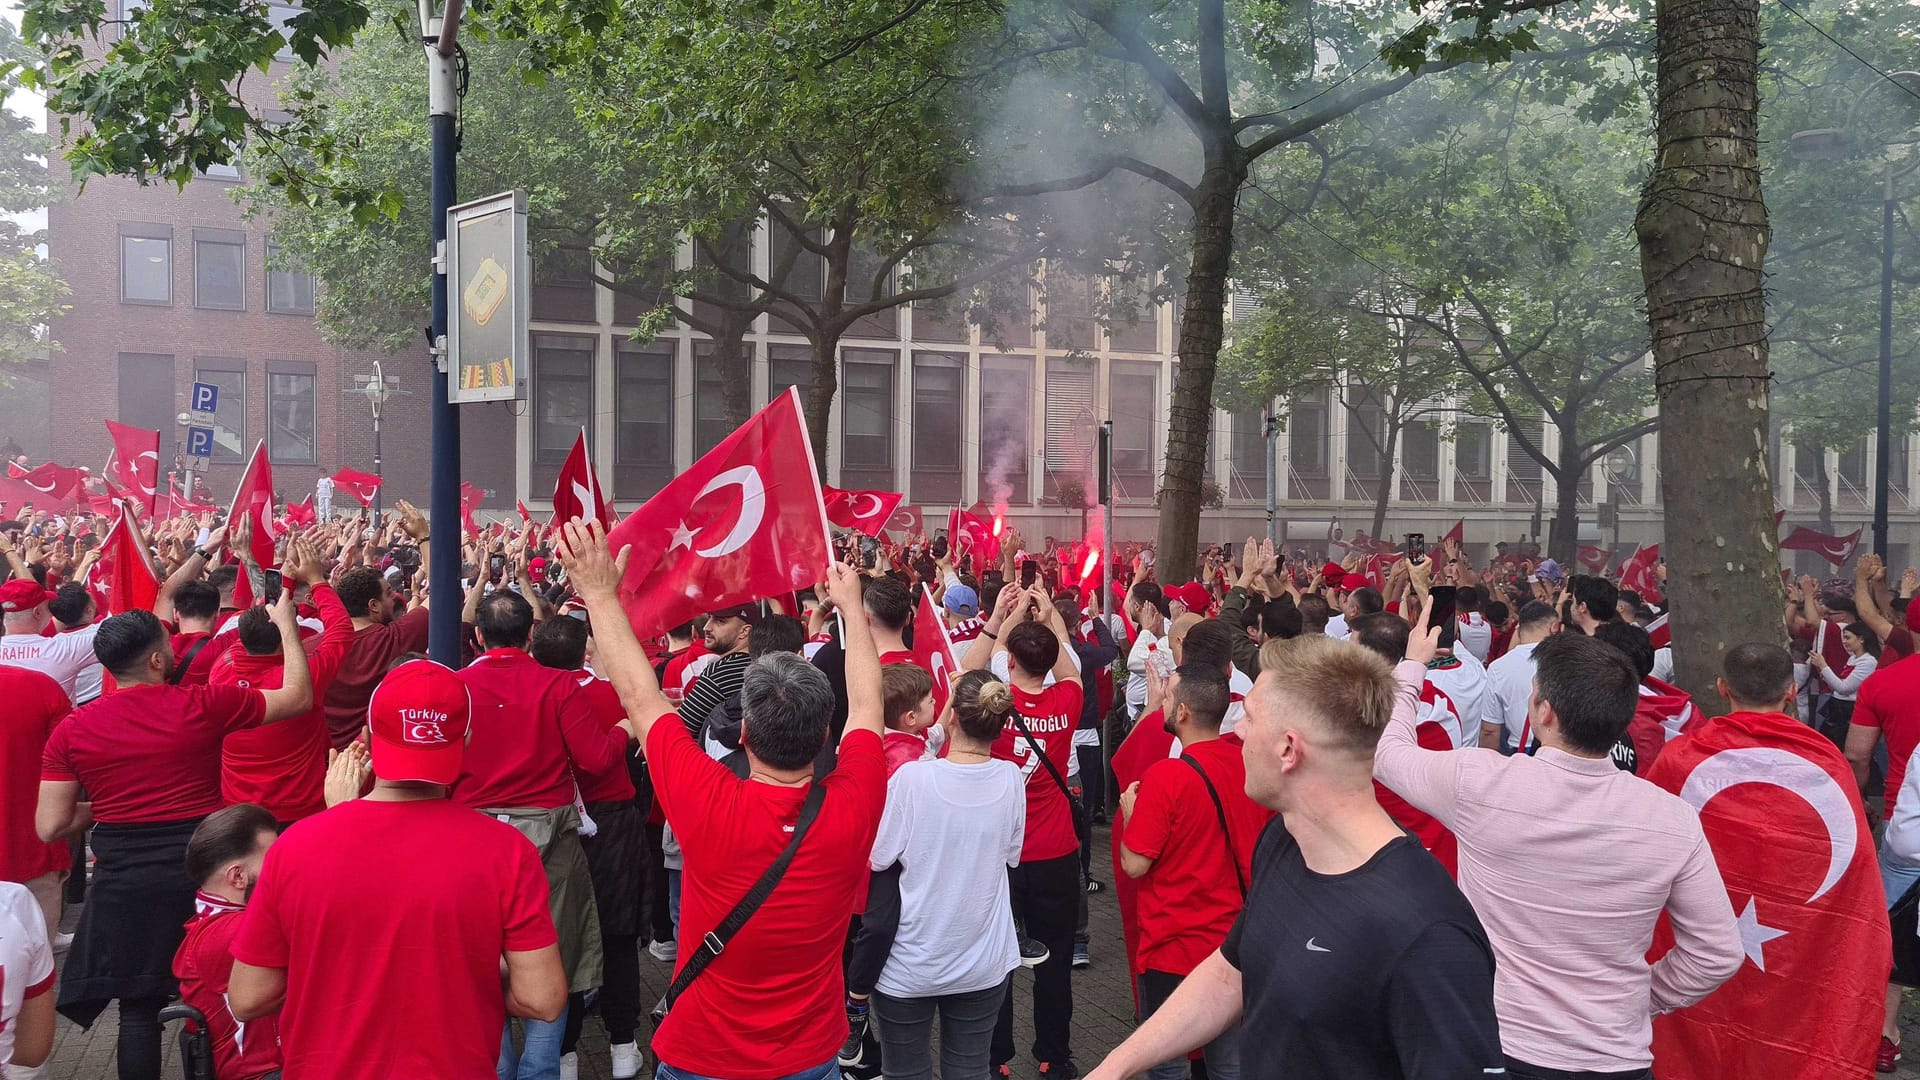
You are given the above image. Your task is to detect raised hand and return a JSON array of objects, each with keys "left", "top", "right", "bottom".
[{"left": 553, "top": 519, "right": 628, "bottom": 601}]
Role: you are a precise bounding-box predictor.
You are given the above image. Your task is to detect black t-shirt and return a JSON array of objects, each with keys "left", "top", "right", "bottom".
[{"left": 1223, "top": 820, "right": 1501, "bottom": 1080}]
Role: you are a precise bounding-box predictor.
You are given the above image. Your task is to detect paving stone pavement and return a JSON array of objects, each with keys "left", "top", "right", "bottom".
[{"left": 41, "top": 825, "right": 1141, "bottom": 1080}]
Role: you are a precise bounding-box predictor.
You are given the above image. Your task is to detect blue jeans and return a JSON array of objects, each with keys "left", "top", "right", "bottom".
[
  {"left": 655, "top": 1060, "right": 837, "bottom": 1080},
  {"left": 1881, "top": 843, "right": 1920, "bottom": 908},
  {"left": 498, "top": 1000, "right": 569, "bottom": 1080},
  {"left": 668, "top": 868, "right": 682, "bottom": 936}
]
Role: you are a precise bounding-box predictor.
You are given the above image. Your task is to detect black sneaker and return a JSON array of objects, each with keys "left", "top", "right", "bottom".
[
  {"left": 1039, "top": 1059, "right": 1080, "bottom": 1080},
  {"left": 1071, "top": 941, "right": 1090, "bottom": 968},
  {"left": 1085, "top": 877, "right": 1104, "bottom": 894},
  {"left": 1019, "top": 938, "right": 1050, "bottom": 968},
  {"left": 837, "top": 1004, "right": 871, "bottom": 1067}
]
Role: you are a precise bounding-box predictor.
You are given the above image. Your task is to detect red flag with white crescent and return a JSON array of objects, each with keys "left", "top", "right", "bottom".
[
  {"left": 947, "top": 508, "right": 1001, "bottom": 564},
  {"left": 887, "top": 504, "right": 924, "bottom": 536},
  {"left": 89, "top": 500, "right": 159, "bottom": 615},
  {"left": 1779, "top": 525, "right": 1863, "bottom": 567},
  {"left": 104, "top": 420, "right": 160, "bottom": 515},
  {"left": 1576, "top": 544, "right": 1612, "bottom": 575},
  {"left": 822, "top": 485, "right": 904, "bottom": 537},
  {"left": 1619, "top": 543, "right": 1664, "bottom": 604},
  {"left": 1645, "top": 711, "right": 1889, "bottom": 1080},
  {"left": 330, "top": 467, "right": 382, "bottom": 508},
  {"left": 910, "top": 585, "right": 958, "bottom": 717},
  {"left": 551, "top": 429, "right": 615, "bottom": 531},
  {"left": 223, "top": 442, "right": 279, "bottom": 607},
  {"left": 12, "top": 461, "right": 85, "bottom": 508},
  {"left": 598, "top": 388, "right": 832, "bottom": 641}
]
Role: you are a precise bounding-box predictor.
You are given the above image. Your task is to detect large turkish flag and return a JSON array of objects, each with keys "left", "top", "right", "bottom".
[
  {"left": 909, "top": 585, "right": 957, "bottom": 717},
  {"left": 223, "top": 442, "right": 278, "bottom": 607},
  {"left": 105, "top": 421, "right": 161, "bottom": 515},
  {"left": 601, "top": 388, "right": 831, "bottom": 640},
  {"left": 552, "top": 428, "right": 615, "bottom": 530},
  {"left": 823, "top": 485, "right": 903, "bottom": 537}
]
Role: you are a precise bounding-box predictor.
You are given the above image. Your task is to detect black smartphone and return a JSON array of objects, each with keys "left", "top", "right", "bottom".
[
  {"left": 1428, "top": 584, "right": 1457, "bottom": 630},
  {"left": 932, "top": 530, "right": 948, "bottom": 559},
  {"left": 1021, "top": 559, "right": 1039, "bottom": 587},
  {"left": 1405, "top": 532, "right": 1427, "bottom": 562},
  {"left": 859, "top": 535, "right": 879, "bottom": 568},
  {"left": 489, "top": 553, "right": 506, "bottom": 576},
  {"left": 262, "top": 569, "right": 283, "bottom": 605}
]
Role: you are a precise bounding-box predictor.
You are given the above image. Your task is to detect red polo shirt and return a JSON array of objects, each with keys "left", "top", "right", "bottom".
[
  {"left": 574, "top": 675, "right": 637, "bottom": 803},
  {"left": 0, "top": 665, "right": 71, "bottom": 882},
  {"left": 42, "top": 682, "right": 265, "bottom": 823},
  {"left": 324, "top": 606, "right": 431, "bottom": 749},
  {"left": 991, "top": 680, "right": 1084, "bottom": 862},
  {"left": 174, "top": 896, "right": 282, "bottom": 1080},
  {"left": 452, "top": 649, "right": 628, "bottom": 811},
  {"left": 1855, "top": 657, "right": 1920, "bottom": 819},
  {"left": 211, "top": 584, "right": 354, "bottom": 822}
]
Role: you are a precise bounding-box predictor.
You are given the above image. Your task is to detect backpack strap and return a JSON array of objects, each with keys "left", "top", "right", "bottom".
[{"left": 1180, "top": 753, "right": 1246, "bottom": 898}]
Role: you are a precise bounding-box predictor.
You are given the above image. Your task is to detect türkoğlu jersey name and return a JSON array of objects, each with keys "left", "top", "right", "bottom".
[{"left": 991, "top": 681, "right": 1085, "bottom": 861}]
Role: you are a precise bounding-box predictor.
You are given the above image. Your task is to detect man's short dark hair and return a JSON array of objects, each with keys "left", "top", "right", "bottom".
[
  {"left": 1517, "top": 600, "right": 1557, "bottom": 630},
  {"left": 1168, "top": 663, "right": 1229, "bottom": 731},
  {"left": 1297, "top": 594, "right": 1331, "bottom": 634},
  {"left": 1723, "top": 642, "right": 1795, "bottom": 708},
  {"left": 475, "top": 590, "right": 535, "bottom": 649},
  {"left": 739, "top": 652, "right": 834, "bottom": 770},
  {"left": 184, "top": 803, "right": 278, "bottom": 886},
  {"left": 236, "top": 606, "right": 280, "bottom": 656},
  {"left": 48, "top": 581, "right": 92, "bottom": 626},
  {"left": 336, "top": 567, "right": 386, "bottom": 618},
  {"left": 1571, "top": 575, "right": 1620, "bottom": 625},
  {"left": 530, "top": 615, "right": 589, "bottom": 670},
  {"left": 206, "top": 564, "right": 239, "bottom": 604},
  {"left": 1181, "top": 619, "right": 1236, "bottom": 674},
  {"left": 1130, "top": 582, "right": 1169, "bottom": 621},
  {"left": 1592, "top": 620, "right": 1654, "bottom": 680},
  {"left": 1533, "top": 632, "right": 1639, "bottom": 755},
  {"left": 862, "top": 577, "right": 913, "bottom": 632},
  {"left": 1347, "top": 611, "right": 1411, "bottom": 666},
  {"left": 93, "top": 609, "right": 169, "bottom": 677},
  {"left": 1347, "top": 587, "right": 1384, "bottom": 617},
  {"left": 1005, "top": 621, "right": 1060, "bottom": 677},
  {"left": 749, "top": 614, "right": 807, "bottom": 658},
  {"left": 1457, "top": 585, "right": 1481, "bottom": 613},
  {"left": 1485, "top": 600, "right": 1510, "bottom": 627},
  {"left": 667, "top": 621, "right": 697, "bottom": 643},
  {"left": 1260, "top": 598, "right": 1302, "bottom": 640},
  {"left": 173, "top": 580, "right": 221, "bottom": 620}
]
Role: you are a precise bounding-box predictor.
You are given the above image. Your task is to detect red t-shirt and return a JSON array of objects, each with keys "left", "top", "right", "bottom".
[
  {"left": 1122, "top": 737, "right": 1272, "bottom": 977},
  {"left": 575, "top": 675, "right": 638, "bottom": 803},
  {"left": 323, "top": 606, "right": 431, "bottom": 749},
  {"left": 648, "top": 718, "right": 884, "bottom": 1079},
  {"left": 41, "top": 682, "right": 265, "bottom": 823},
  {"left": 231, "top": 798, "right": 556, "bottom": 1079},
  {"left": 991, "top": 680, "right": 1084, "bottom": 862},
  {"left": 1854, "top": 658, "right": 1920, "bottom": 820},
  {"left": 168, "top": 628, "right": 235, "bottom": 687},
  {"left": 173, "top": 896, "right": 282, "bottom": 1080},
  {"left": 0, "top": 665, "right": 71, "bottom": 882},
  {"left": 452, "top": 649, "right": 628, "bottom": 811},
  {"left": 660, "top": 641, "right": 712, "bottom": 696},
  {"left": 212, "top": 584, "right": 355, "bottom": 822},
  {"left": 877, "top": 649, "right": 917, "bottom": 666}
]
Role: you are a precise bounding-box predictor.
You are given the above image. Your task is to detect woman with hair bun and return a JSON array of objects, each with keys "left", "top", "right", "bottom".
[{"left": 864, "top": 669, "right": 1027, "bottom": 1080}]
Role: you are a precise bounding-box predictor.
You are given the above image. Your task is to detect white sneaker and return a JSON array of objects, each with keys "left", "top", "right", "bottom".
[
  {"left": 611, "top": 1041, "right": 643, "bottom": 1079},
  {"left": 648, "top": 938, "right": 678, "bottom": 961},
  {"left": 559, "top": 1052, "right": 579, "bottom": 1080}
]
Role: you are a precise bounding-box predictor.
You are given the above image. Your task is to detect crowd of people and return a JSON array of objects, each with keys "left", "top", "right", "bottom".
[{"left": 0, "top": 491, "right": 1917, "bottom": 1080}]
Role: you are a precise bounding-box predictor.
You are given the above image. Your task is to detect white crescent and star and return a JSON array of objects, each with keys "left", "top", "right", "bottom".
[
  {"left": 668, "top": 466, "right": 766, "bottom": 558},
  {"left": 1679, "top": 745, "right": 1859, "bottom": 971},
  {"left": 852, "top": 492, "right": 884, "bottom": 518}
]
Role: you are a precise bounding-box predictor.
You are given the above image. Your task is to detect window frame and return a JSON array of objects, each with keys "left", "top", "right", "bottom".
[
  {"left": 266, "top": 360, "right": 319, "bottom": 465},
  {"left": 264, "top": 240, "right": 316, "bottom": 315},
  {"left": 532, "top": 333, "right": 596, "bottom": 465},
  {"left": 193, "top": 359, "right": 248, "bottom": 465},
  {"left": 119, "top": 224, "right": 172, "bottom": 306},
  {"left": 840, "top": 348, "right": 897, "bottom": 478},
  {"left": 192, "top": 228, "right": 247, "bottom": 312}
]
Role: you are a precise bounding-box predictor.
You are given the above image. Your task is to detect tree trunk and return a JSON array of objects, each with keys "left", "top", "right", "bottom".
[
  {"left": 1812, "top": 451, "right": 1834, "bottom": 533},
  {"left": 1549, "top": 456, "right": 1581, "bottom": 564},
  {"left": 1155, "top": 151, "right": 1245, "bottom": 584},
  {"left": 804, "top": 335, "right": 839, "bottom": 475},
  {"left": 1634, "top": 0, "right": 1782, "bottom": 708},
  {"left": 713, "top": 312, "right": 756, "bottom": 429},
  {"left": 1371, "top": 417, "right": 1400, "bottom": 539}
]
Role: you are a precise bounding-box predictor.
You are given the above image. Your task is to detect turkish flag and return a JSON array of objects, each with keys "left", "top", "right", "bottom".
[
  {"left": 1364, "top": 551, "right": 1403, "bottom": 590},
  {"left": 887, "top": 504, "right": 924, "bottom": 536},
  {"left": 331, "top": 467, "right": 382, "bottom": 508},
  {"left": 1350, "top": 532, "right": 1400, "bottom": 556},
  {"left": 552, "top": 429, "right": 614, "bottom": 530},
  {"left": 223, "top": 442, "right": 278, "bottom": 607},
  {"left": 910, "top": 585, "right": 959, "bottom": 716},
  {"left": 599, "top": 388, "right": 832, "bottom": 640},
  {"left": 285, "top": 495, "right": 316, "bottom": 528},
  {"left": 13, "top": 462, "right": 85, "bottom": 508},
  {"left": 823, "top": 486, "right": 904, "bottom": 537},
  {"left": 1576, "top": 544, "right": 1612, "bottom": 575},
  {"left": 459, "top": 482, "right": 483, "bottom": 539},
  {"left": 104, "top": 421, "right": 160, "bottom": 515},
  {"left": 948, "top": 508, "right": 1001, "bottom": 564},
  {"left": 1779, "top": 525, "right": 1863, "bottom": 566},
  {"left": 1647, "top": 611, "right": 1671, "bottom": 650},
  {"left": 162, "top": 476, "right": 218, "bottom": 519},
  {"left": 1441, "top": 518, "right": 1464, "bottom": 547},
  {"left": 1645, "top": 710, "right": 1890, "bottom": 1080},
  {"left": 91, "top": 500, "right": 159, "bottom": 615},
  {"left": 1619, "top": 543, "right": 1663, "bottom": 603},
  {"left": 517, "top": 499, "right": 534, "bottom": 525}
]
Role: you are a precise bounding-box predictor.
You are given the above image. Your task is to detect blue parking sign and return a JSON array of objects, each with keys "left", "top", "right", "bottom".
[
  {"left": 190, "top": 381, "right": 219, "bottom": 414},
  {"left": 186, "top": 426, "right": 215, "bottom": 458}
]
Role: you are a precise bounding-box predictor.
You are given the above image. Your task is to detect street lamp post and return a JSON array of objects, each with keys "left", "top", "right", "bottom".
[
  {"left": 420, "top": 0, "right": 464, "bottom": 665},
  {"left": 1790, "top": 70, "right": 1920, "bottom": 561},
  {"left": 343, "top": 359, "right": 410, "bottom": 520}
]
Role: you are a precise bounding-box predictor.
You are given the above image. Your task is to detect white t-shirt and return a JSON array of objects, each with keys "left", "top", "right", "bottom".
[
  {"left": 0, "top": 881, "right": 53, "bottom": 1072},
  {"left": 1325, "top": 613, "right": 1350, "bottom": 639},
  {"left": 0, "top": 625, "right": 102, "bottom": 703},
  {"left": 1427, "top": 650, "right": 1489, "bottom": 742},
  {"left": 1651, "top": 646, "right": 1674, "bottom": 684},
  {"left": 1455, "top": 613, "right": 1492, "bottom": 663},
  {"left": 870, "top": 759, "right": 1024, "bottom": 999},
  {"left": 1484, "top": 640, "right": 1540, "bottom": 753},
  {"left": 1125, "top": 628, "right": 1163, "bottom": 715}
]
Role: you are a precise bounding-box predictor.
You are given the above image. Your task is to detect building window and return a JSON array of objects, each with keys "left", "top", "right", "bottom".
[
  {"left": 1839, "top": 438, "right": 1868, "bottom": 490},
  {"left": 270, "top": 3, "right": 301, "bottom": 61},
  {"left": 768, "top": 344, "right": 811, "bottom": 406},
  {"left": 1228, "top": 408, "right": 1267, "bottom": 499},
  {"left": 1403, "top": 420, "right": 1440, "bottom": 481},
  {"left": 194, "top": 233, "right": 246, "bottom": 311},
  {"left": 771, "top": 221, "right": 825, "bottom": 302},
  {"left": 266, "top": 242, "right": 315, "bottom": 315},
  {"left": 1109, "top": 363, "right": 1158, "bottom": 496},
  {"left": 197, "top": 161, "right": 241, "bottom": 182},
  {"left": 534, "top": 334, "right": 594, "bottom": 464},
  {"left": 911, "top": 352, "right": 964, "bottom": 503},
  {"left": 1346, "top": 386, "right": 1387, "bottom": 480},
  {"left": 693, "top": 342, "right": 732, "bottom": 457},
  {"left": 192, "top": 364, "right": 246, "bottom": 464},
  {"left": 841, "top": 349, "right": 895, "bottom": 486},
  {"left": 121, "top": 234, "right": 171, "bottom": 305},
  {"left": 980, "top": 355, "right": 1032, "bottom": 504},
  {"left": 1289, "top": 385, "right": 1328, "bottom": 477},
  {"left": 1044, "top": 358, "right": 1095, "bottom": 501},
  {"left": 267, "top": 366, "right": 317, "bottom": 464},
  {"left": 1455, "top": 422, "right": 1493, "bottom": 481},
  {"left": 615, "top": 341, "right": 674, "bottom": 497},
  {"left": 1044, "top": 269, "right": 1096, "bottom": 351}
]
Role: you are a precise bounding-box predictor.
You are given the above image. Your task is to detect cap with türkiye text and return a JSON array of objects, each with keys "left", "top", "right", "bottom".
[
  {"left": 367, "top": 659, "right": 472, "bottom": 786},
  {"left": 0, "top": 578, "right": 56, "bottom": 613}
]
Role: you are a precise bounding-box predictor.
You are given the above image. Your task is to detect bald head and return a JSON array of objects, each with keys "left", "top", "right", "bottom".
[{"left": 1167, "top": 612, "right": 1203, "bottom": 663}]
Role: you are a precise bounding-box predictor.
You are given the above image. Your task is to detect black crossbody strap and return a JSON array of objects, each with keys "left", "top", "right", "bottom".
[
  {"left": 1008, "top": 709, "right": 1074, "bottom": 805},
  {"left": 1180, "top": 754, "right": 1246, "bottom": 898},
  {"left": 169, "top": 636, "right": 214, "bottom": 686},
  {"left": 660, "top": 781, "right": 827, "bottom": 1015}
]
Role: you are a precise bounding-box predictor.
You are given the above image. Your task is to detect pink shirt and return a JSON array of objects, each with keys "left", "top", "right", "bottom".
[{"left": 1373, "top": 659, "right": 1741, "bottom": 1073}]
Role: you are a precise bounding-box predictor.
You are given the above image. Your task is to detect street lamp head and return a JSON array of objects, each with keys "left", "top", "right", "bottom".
[{"left": 1788, "top": 127, "right": 1849, "bottom": 162}]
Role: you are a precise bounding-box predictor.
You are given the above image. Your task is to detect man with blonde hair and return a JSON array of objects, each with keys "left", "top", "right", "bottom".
[{"left": 1086, "top": 633, "right": 1500, "bottom": 1080}]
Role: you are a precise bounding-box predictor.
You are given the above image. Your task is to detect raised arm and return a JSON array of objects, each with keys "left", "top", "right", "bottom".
[
  {"left": 963, "top": 583, "right": 1023, "bottom": 673},
  {"left": 1369, "top": 595, "right": 1467, "bottom": 826},
  {"left": 832, "top": 560, "right": 884, "bottom": 740},
  {"left": 153, "top": 524, "right": 226, "bottom": 623},
  {"left": 258, "top": 591, "right": 314, "bottom": 724},
  {"left": 554, "top": 520, "right": 653, "bottom": 741}
]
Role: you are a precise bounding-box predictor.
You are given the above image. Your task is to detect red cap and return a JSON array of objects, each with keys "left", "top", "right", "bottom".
[
  {"left": 1320, "top": 562, "right": 1349, "bottom": 590},
  {"left": 366, "top": 659, "right": 472, "bottom": 785},
  {"left": 0, "top": 578, "right": 56, "bottom": 613},
  {"left": 1169, "top": 582, "right": 1211, "bottom": 613}
]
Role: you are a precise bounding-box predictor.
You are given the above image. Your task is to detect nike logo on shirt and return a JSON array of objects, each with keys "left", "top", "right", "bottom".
[{"left": 1305, "top": 938, "right": 1331, "bottom": 953}]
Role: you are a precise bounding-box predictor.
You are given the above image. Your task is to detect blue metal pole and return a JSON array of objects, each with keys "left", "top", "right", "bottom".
[{"left": 426, "top": 19, "right": 462, "bottom": 664}]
